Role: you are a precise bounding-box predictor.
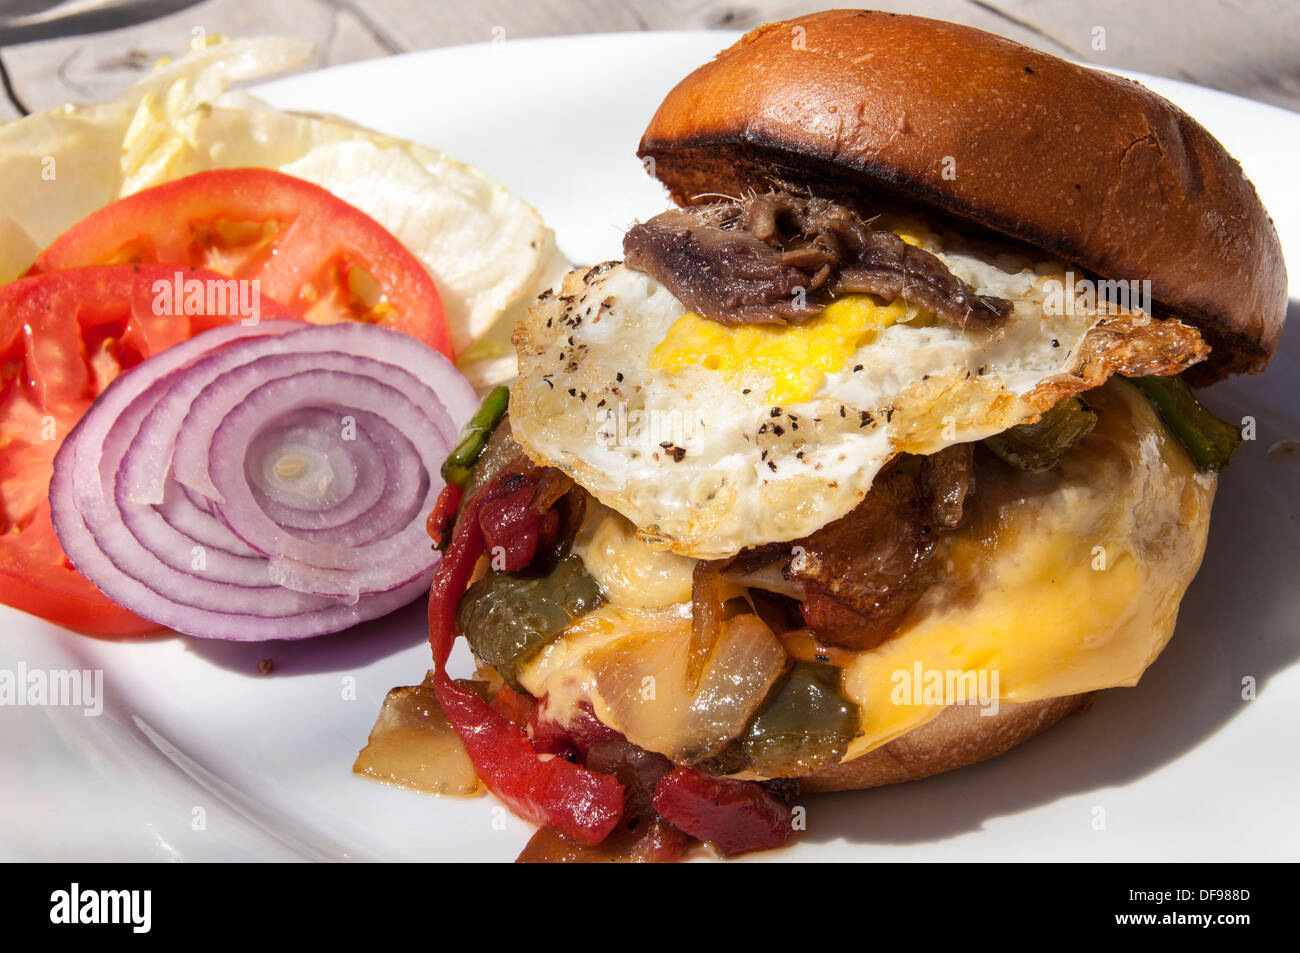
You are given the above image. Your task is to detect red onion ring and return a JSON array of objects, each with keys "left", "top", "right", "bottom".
[
  {"left": 245, "top": 407, "right": 391, "bottom": 537},
  {"left": 155, "top": 482, "right": 260, "bottom": 558},
  {"left": 120, "top": 322, "right": 471, "bottom": 505},
  {"left": 50, "top": 321, "right": 475, "bottom": 640}
]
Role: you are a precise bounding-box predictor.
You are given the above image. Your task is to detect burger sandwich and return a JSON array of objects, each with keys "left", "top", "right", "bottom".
[{"left": 418, "top": 10, "right": 1287, "bottom": 860}]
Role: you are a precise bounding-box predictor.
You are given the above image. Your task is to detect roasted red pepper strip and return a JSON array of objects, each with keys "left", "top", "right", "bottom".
[
  {"left": 652, "top": 766, "right": 793, "bottom": 857},
  {"left": 435, "top": 685, "right": 625, "bottom": 845},
  {"left": 428, "top": 470, "right": 625, "bottom": 847},
  {"left": 491, "top": 683, "right": 538, "bottom": 729},
  {"left": 478, "top": 476, "right": 549, "bottom": 571},
  {"left": 426, "top": 482, "right": 463, "bottom": 551}
]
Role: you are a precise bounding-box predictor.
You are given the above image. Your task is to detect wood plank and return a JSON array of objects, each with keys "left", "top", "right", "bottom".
[
  {"left": 345, "top": 0, "right": 643, "bottom": 51},
  {"left": 982, "top": 0, "right": 1300, "bottom": 111},
  {"left": 0, "top": 0, "right": 388, "bottom": 114},
  {"left": 345, "top": 0, "right": 1071, "bottom": 53},
  {"left": 620, "top": 0, "right": 1075, "bottom": 53},
  {"left": 341, "top": 0, "right": 1300, "bottom": 110},
  {"left": 2, "top": 0, "right": 1296, "bottom": 116},
  {"left": 0, "top": 58, "right": 21, "bottom": 119}
]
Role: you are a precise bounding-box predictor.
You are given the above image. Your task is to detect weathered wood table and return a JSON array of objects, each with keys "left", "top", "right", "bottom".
[{"left": 1, "top": 0, "right": 1297, "bottom": 121}]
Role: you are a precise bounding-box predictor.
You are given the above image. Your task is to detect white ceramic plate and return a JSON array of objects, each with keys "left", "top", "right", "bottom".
[{"left": 2, "top": 31, "right": 1297, "bottom": 862}]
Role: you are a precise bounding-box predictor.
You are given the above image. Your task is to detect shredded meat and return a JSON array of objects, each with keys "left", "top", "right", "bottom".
[
  {"left": 786, "top": 444, "right": 975, "bottom": 650},
  {"left": 623, "top": 192, "right": 1012, "bottom": 328}
]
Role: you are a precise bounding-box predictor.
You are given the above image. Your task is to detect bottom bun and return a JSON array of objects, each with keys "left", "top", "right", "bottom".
[{"left": 799, "top": 692, "right": 1097, "bottom": 792}]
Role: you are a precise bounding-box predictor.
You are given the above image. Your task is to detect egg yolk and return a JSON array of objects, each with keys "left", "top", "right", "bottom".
[{"left": 649, "top": 294, "right": 908, "bottom": 403}]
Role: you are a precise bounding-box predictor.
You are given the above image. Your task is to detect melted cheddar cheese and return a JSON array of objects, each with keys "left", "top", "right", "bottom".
[{"left": 518, "top": 379, "right": 1216, "bottom": 770}]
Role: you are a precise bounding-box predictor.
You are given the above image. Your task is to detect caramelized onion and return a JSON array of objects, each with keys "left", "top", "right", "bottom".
[
  {"left": 516, "top": 817, "right": 690, "bottom": 863},
  {"left": 590, "top": 610, "right": 788, "bottom": 763},
  {"left": 688, "top": 561, "right": 726, "bottom": 688},
  {"left": 353, "top": 671, "right": 483, "bottom": 796}
]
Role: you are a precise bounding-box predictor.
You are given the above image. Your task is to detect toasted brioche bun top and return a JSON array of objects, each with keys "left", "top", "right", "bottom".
[{"left": 638, "top": 10, "right": 1287, "bottom": 382}]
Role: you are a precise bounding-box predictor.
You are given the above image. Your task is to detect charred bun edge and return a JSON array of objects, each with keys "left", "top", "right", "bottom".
[{"left": 800, "top": 692, "right": 1096, "bottom": 792}]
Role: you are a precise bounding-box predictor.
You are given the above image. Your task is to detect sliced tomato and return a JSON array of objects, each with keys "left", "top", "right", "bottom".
[
  {"left": 0, "top": 265, "right": 296, "bottom": 635},
  {"left": 29, "top": 168, "right": 451, "bottom": 357}
]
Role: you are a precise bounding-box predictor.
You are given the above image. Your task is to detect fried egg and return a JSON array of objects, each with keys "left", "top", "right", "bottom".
[{"left": 510, "top": 216, "right": 1207, "bottom": 559}]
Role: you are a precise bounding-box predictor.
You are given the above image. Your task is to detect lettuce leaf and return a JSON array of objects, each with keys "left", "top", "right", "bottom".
[{"left": 0, "top": 37, "right": 565, "bottom": 386}]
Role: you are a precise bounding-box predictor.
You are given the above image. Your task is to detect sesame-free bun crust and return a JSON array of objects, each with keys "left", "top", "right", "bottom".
[
  {"left": 800, "top": 692, "right": 1093, "bottom": 792},
  {"left": 638, "top": 10, "right": 1287, "bottom": 382}
]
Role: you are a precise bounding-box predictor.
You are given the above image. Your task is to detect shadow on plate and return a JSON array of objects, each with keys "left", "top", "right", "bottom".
[{"left": 183, "top": 597, "right": 430, "bottom": 677}]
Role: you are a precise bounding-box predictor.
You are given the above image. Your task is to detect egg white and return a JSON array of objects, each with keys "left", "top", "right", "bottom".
[{"left": 510, "top": 227, "right": 1198, "bottom": 559}]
